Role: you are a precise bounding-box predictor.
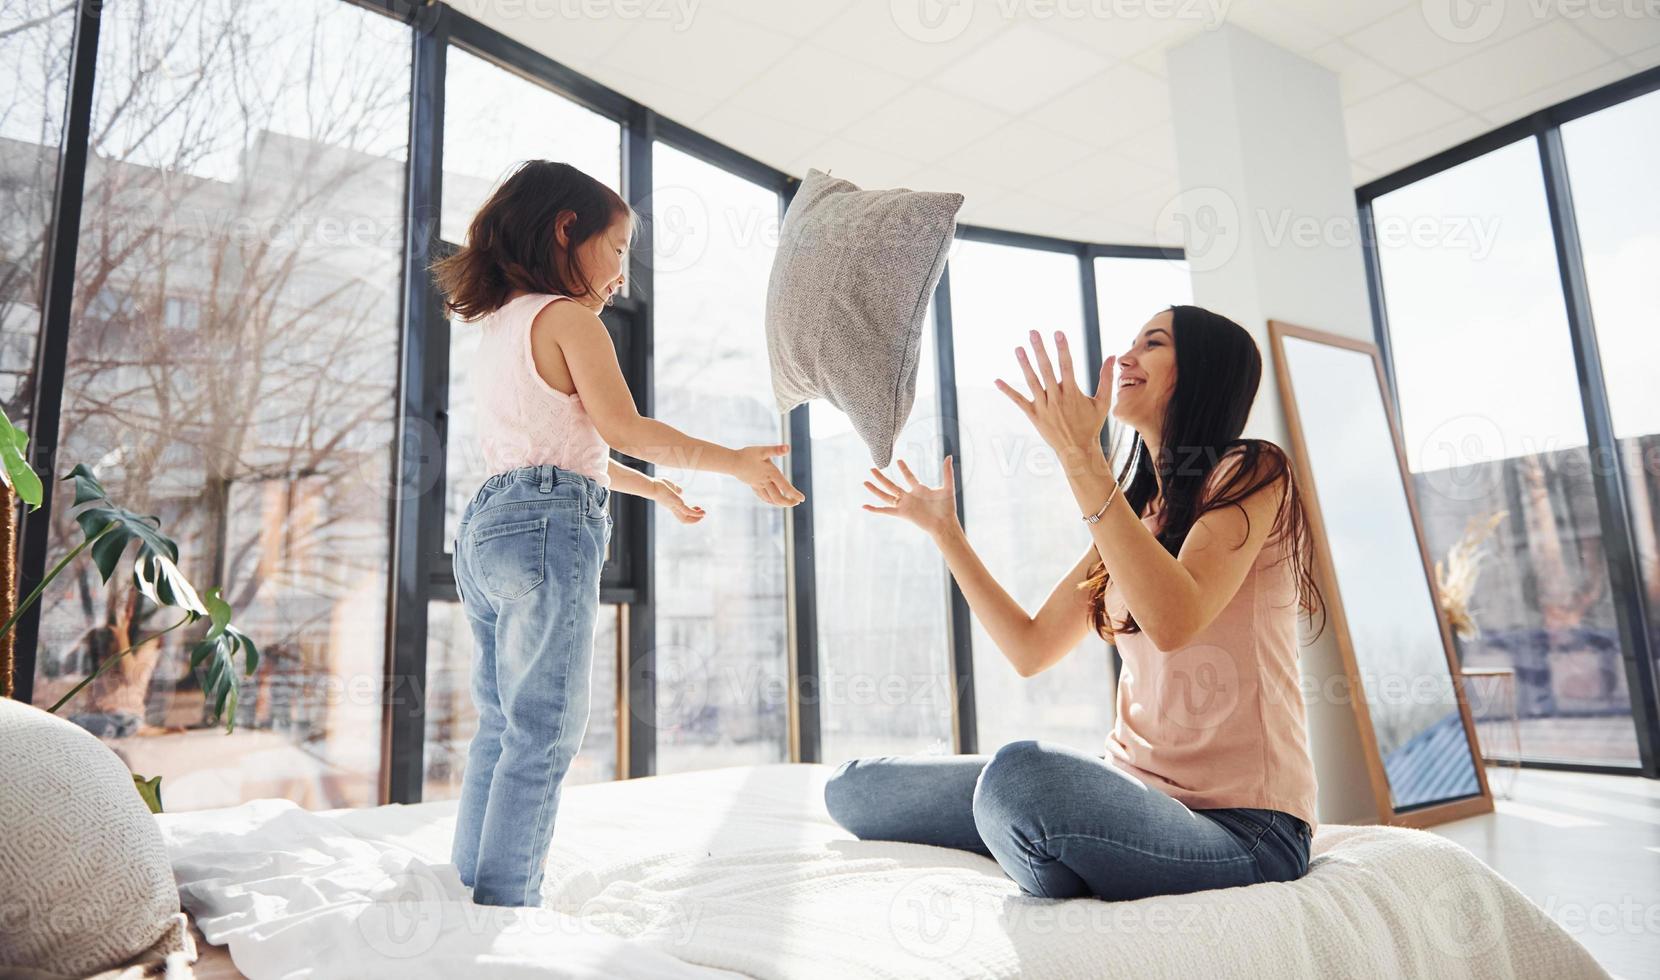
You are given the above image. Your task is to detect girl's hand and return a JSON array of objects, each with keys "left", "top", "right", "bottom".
[
  {"left": 733, "top": 444, "right": 806, "bottom": 507},
  {"left": 996, "top": 330, "right": 1115, "bottom": 476},
  {"left": 863, "top": 457, "right": 961, "bottom": 538},
  {"left": 651, "top": 477, "right": 705, "bottom": 525}
]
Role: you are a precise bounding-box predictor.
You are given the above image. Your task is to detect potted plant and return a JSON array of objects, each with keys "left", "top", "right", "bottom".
[{"left": 1, "top": 406, "right": 259, "bottom": 813}]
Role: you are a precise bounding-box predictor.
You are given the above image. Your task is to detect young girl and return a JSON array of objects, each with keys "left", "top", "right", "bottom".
[
  {"left": 827, "top": 306, "right": 1324, "bottom": 902},
  {"left": 432, "top": 160, "right": 804, "bottom": 909}
]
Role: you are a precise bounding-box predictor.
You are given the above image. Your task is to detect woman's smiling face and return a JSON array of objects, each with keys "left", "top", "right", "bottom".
[{"left": 1111, "top": 310, "right": 1176, "bottom": 433}]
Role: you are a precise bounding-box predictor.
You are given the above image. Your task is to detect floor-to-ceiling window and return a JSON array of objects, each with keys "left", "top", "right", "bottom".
[
  {"left": 813, "top": 309, "right": 954, "bottom": 761},
  {"left": 1371, "top": 138, "right": 1640, "bottom": 768},
  {"left": 1561, "top": 89, "right": 1660, "bottom": 706},
  {"left": 650, "top": 142, "right": 789, "bottom": 773},
  {"left": 949, "top": 239, "right": 1113, "bottom": 755},
  {"left": 28, "top": 0, "right": 411, "bottom": 809}
]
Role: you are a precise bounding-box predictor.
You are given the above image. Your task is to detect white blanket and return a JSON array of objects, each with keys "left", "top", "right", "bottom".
[{"left": 159, "top": 763, "right": 1608, "bottom": 979}]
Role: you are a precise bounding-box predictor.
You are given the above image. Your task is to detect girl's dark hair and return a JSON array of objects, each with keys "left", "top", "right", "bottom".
[
  {"left": 1082, "top": 304, "right": 1325, "bottom": 642},
  {"left": 430, "top": 160, "right": 633, "bottom": 320}
]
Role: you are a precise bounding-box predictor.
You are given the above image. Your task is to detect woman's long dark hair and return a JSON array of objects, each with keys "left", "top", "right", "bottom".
[
  {"left": 1082, "top": 305, "right": 1325, "bottom": 642},
  {"left": 431, "top": 160, "right": 633, "bottom": 320}
]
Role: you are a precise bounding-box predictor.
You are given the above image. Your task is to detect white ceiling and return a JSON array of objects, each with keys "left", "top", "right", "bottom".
[{"left": 462, "top": 0, "right": 1660, "bottom": 246}]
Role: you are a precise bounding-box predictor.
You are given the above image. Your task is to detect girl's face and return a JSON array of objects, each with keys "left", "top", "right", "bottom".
[
  {"left": 1111, "top": 311, "right": 1176, "bottom": 434},
  {"left": 560, "top": 211, "right": 631, "bottom": 311}
]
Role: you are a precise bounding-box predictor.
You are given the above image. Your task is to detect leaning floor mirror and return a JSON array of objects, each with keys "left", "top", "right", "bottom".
[{"left": 1269, "top": 320, "right": 1493, "bottom": 828}]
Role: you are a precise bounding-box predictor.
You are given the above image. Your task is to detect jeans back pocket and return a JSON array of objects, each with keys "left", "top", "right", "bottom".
[{"left": 472, "top": 516, "right": 547, "bottom": 600}]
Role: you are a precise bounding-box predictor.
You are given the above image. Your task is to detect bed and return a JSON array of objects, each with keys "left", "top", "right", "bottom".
[{"left": 156, "top": 762, "right": 1608, "bottom": 979}]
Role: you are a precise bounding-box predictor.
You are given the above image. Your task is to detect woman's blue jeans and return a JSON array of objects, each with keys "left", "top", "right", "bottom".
[
  {"left": 824, "top": 740, "right": 1312, "bottom": 901},
  {"left": 450, "top": 463, "right": 612, "bottom": 908}
]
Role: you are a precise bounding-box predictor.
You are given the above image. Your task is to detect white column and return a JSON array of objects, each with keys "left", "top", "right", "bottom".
[{"left": 1165, "top": 25, "right": 1380, "bottom": 825}]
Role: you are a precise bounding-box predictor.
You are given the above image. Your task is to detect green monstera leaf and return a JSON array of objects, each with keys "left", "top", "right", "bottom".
[
  {"left": 189, "top": 587, "right": 261, "bottom": 732},
  {"left": 0, "top": 404, "right": 43, "bottom": 509},
  {"left": 63, "top": 464, "right": 208, "bottom": 617},
  {"left": 132, "top": 773, "right": 164, "bottom": 814}
]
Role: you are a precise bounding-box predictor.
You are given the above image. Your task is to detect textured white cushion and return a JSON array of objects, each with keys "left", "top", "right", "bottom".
[
  {"left": 0, "top": 698, "right": 189, "bottom": 978},
  {"left": 766, "top": 169, "right": 962, "bottom": 467}
]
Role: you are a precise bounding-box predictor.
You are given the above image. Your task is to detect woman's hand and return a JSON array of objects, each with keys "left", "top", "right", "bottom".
[
  {"left": 862, "top": 457, "right": 961, "bottom": 538},
  {"left": 651, "top": 477, "right": 706, "bottom": 525},
  {"left": 732, "top": 444, "right": 806, "bottom": 507},
  {"left": 996, "top": 330, "right": 1116, "bottom": 476}
]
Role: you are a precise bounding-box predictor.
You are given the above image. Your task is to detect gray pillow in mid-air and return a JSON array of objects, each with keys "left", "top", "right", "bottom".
[{"left": 766, "top": 169, "right": 963, "bottom": 467}]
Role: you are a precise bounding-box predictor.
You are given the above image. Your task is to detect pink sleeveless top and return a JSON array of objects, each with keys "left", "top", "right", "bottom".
[
  {"left": 1102, "top": 508, "right": 1319, "bottom": 833},
  {"left": 469, "top": 293, "right": 611, "bottom": 487}
]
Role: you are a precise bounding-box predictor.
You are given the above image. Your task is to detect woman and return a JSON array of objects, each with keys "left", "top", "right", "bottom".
[{"left": 824, "top": 305, "right": 1326, "bottom": 902}]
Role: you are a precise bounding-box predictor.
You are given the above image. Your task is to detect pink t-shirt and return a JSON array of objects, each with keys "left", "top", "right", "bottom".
[
  {"left": 1103, "top": 507, "right": 1319, "bottom": 833},
  {"left": 468, "top": 293, "right": 611, "bottom": 487}
]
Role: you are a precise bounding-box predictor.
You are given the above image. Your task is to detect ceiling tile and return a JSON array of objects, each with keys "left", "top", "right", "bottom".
[
  {"left": 1343, "top": 2, "right": 1543, "bottom": 77},
  {"left": 790, "top": 137, "right": 927, "bottom": 191},
  {"left": 1418, "top": 20, "right": 1610, "bottom": 113},
  {"left": 1023, "top": 63, "right": 1172, "bottom": 148},
  {"left": 1112, "top": 120, "right": 1179, "bottom": 173},
  {"left": 1098, "top": 180, "right": 1185, "bottom": 246},
  {"left": 933, "top": 24, "right": 1113, "bottom": 114},
  {"left": 1064, "top": 210, "right": 1157, "bottom": 246},
  {"left": 810, "top": 1, "right": 1011, "bottom": 80},
  {"left": 1236, "top": 0, "right": 1412, "bottom": 39},
  {"left": 955, "top": 190, "right": 1015, "bottom": 228},
  {"left": 1630, "top": 42, "right": 1660, "bottom": 71},
  {"left": 585, "top": 67, "right": 725, "bottom": 125},
  {"left": 696, "top": 0, "right": 854, "bottom": 39},
  {"left": 1564, "top": 7, "right": 1660, "bottom": 57},
  {"left": 1308, "top": 40, "right": 1405, "bottom": 105},
  {"left": 1029, "top": 10, "right": 1214, "bottom": 61},
  {"left": 1029, "top": 150, "right": 1168, "bottom": 211},
  {"left": 1223, "top": 3, "right": 1337, "bottom": 53},
  {"left": 966, "top": 192, "right": 1092, "bottom": 239},
  {"left": 1343, "top": 82, "right": 1468, "bottom": 157},
  {"left": 1355, "top": 113, "right": 1494, "bottom": 177},
  {"left": 597, "top": 12, "right": 796, "bottom": 102},
  {"left": 1128, "top": 43, "right": 1174, "bottom": 77},
  {"left": 1479, "top": 60, "right": 1641, "bottom": 127},
  {"left": 725, "top": 44, "right": 913, "bottom": 133},
  {"left": 693, "top": 104, "right": 828, "bottom": 171},
  {"left": 839, "top": 84, "right": 1011, "bottom": 159},
  {"left": 914, "top": 163, "right": 1023, "bottom": 209},
  {"left": 950, "top": 117, "right": 1100, "bottom": 186}
]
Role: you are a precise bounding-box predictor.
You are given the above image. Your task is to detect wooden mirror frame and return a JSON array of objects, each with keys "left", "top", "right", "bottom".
[{"left": 1269, "top": 320, "right": 1494, "bottom": 828}]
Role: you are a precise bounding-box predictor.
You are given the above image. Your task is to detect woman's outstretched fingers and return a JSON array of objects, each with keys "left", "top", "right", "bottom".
[
  {"left": 870, "top": 466, "right": 906, "bottom": 497},
  {"left": 995, "top": 378, "right": 1035, "bottom": 417},
  {"left": 1097, "top": 354, "right": 1117, "bottom": 406},
  {"left": 1029, "top": 330, "right": 1058, "bottom": 388},
  {"left": 864, "top": 479, "right": 898, "bottom": 504},
  {"left": 1055, "top": 331, "right": 1076, "bottom": 384},
  {"left": 896, "top": 459, "right": 923, "bottom": 490},
  {"left": 1015, "top": 346, "right": 1044, "bottom": 399}
]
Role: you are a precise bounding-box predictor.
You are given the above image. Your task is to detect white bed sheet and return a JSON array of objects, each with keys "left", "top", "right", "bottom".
[{"left": 160, "top": 762, "right": 1609, "bottom": 979}]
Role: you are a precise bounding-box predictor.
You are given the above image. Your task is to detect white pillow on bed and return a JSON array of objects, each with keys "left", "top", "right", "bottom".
[{"left": 0, "top": 698, "right": 191, "bottom": 978}]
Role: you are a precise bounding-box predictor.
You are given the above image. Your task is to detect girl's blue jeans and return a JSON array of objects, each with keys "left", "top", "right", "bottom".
[
  {"left": 825, "top": 740, "right": 1312, "bottom": 901},
  {"left": 450, "top": 463, "right": 612, "bottom": 908}
]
